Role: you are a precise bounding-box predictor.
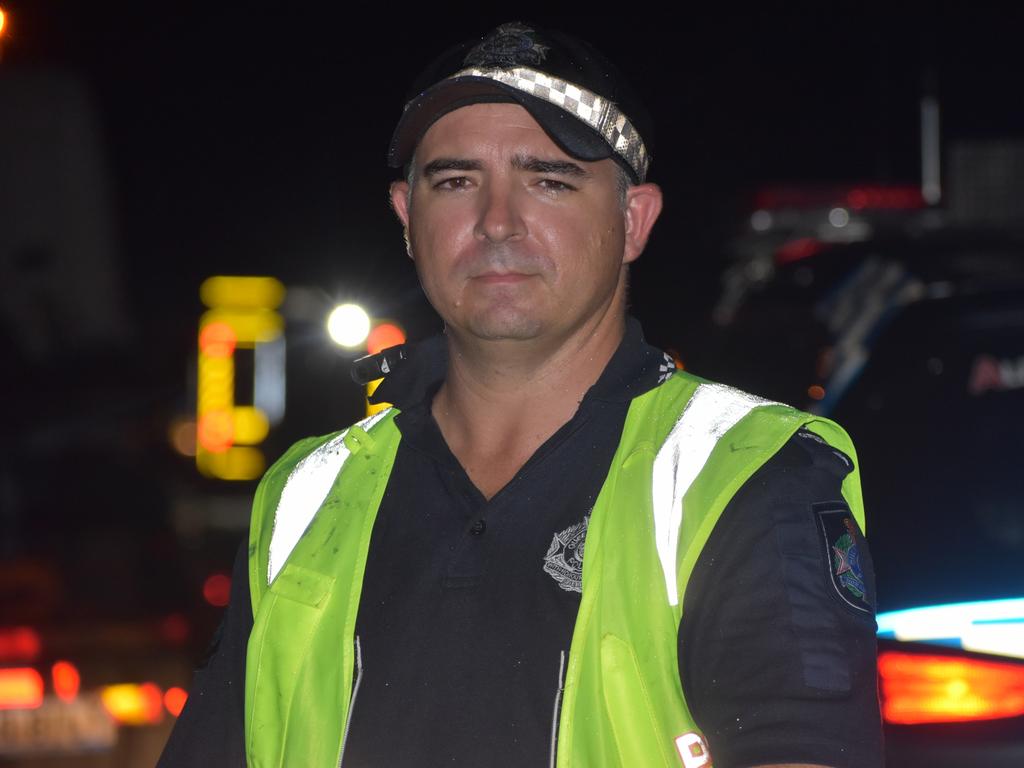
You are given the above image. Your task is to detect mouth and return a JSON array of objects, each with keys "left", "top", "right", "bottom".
[{"left": 471, "top": 271, "right": 535, "bottom": 285}]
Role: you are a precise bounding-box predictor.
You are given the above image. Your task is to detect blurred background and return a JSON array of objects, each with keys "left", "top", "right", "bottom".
[{"left": 1, "top": 3, "right": 1022, "bottom": 766}]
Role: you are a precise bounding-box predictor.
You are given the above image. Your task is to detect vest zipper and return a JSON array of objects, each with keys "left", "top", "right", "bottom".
[
  {"left": 338, "top": 635, "right": 363, "bottom": 768},
  {"left": 549, "top": 650, "right": 567, "bottom": 768}
]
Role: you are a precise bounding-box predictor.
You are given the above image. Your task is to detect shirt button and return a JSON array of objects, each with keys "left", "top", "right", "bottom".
[{"left": 469, "top": 519, "right": 486, "bottom": 536}]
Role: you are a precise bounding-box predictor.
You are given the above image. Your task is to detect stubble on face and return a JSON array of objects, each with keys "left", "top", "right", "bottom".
[{"left": 396, "top": 104, "right": 631, "bottom": 348}]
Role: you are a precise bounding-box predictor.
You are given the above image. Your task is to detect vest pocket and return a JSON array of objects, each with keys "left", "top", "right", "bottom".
[
  {"left": 269, "top": 563, "right": 335, "bottom": 607},
  {"left": 599, "top": 634, "right": 671, "bottom": 767}
]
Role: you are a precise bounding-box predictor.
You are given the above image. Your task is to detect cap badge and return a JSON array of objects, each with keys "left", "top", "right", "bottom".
[
  {"left": 543, "top": 515, "right": 588, "bottom": 593},
  {"left": 464, "top": 22, "right": 549, "bottom": 68}
]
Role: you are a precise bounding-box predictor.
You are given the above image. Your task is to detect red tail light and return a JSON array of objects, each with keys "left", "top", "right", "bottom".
[{"left": 879, "top": 650, "right": 1024, "bottom": 724}]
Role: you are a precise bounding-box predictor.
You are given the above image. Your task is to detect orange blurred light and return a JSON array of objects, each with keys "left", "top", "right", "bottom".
[
  {"left": 203, "top": 573, "right": 231, "bottom": 607},
  {"left": 0, "top": 626, "right": 41, "bottom": 662},
  {"left": 199, "top": 321, "right": 237, "bottom": 358},
  {"left": 169, "top": 418, "right": 198, "bottom": 457},
  {"left": 164, "top": 686, "right": 188, "bottom": 717},
  {"left": 0, "top": 667, "right": 44, "bottom": 710},
  {"left": 0, "top": 9, "right": 6, "bottom": 38},
  {"left": 879, "top": 651, "right": 1024, "bottom": 724},
  {"left": 51, "top": 661, "right": 80, "bottom": 702},
  {"left": 197, "top": 410, "right": 234, "bottom": 453},
  {"left": 366, "top": 322, "right": 406, "bottom": 355},
  {"left": 807, "top": 385, "right": 826, "bottom": 401},
  {"left": 100, "top": 682, "right": 164, "bottom": 726},
  {"left": 666, "top": 348, "right": 685, "bottom": 371}
]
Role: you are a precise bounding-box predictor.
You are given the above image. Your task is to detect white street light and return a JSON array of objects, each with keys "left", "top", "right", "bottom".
[{"left": 327, "top": 303, "right": 371, "bottom": 348}]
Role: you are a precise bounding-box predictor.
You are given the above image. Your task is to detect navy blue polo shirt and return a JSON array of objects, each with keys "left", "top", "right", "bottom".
[{"left": 158, "top": 318, "right": 882, "bottom": 768}]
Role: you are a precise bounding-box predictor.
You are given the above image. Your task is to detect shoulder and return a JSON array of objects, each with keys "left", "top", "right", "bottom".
[
  {"left": 653, "top": 372, "right": 858, "bottom": 472},
  {"left": 249, "top": 408, "right": 402, "bottom": 571},
  {"left": 261, "top": 408, "right": 402, "bottom": 483}
]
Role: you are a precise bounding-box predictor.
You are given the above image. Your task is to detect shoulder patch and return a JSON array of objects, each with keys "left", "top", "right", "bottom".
[{"left": 813, "top": 503, "right": 872, "bottom": 614}]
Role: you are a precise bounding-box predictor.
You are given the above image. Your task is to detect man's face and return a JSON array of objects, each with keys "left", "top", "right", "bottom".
[{"left": 390, "top": 103, "right": 659, "bottom": 347}]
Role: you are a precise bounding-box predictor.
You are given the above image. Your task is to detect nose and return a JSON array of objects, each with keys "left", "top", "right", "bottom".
[{"left": 474, "top": 181, "right": 525, "bottom": 243}]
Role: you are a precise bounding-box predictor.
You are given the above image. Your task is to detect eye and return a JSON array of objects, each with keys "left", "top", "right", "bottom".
[
  {"left": 536, "top": 178, "right": 576, "bottom": 193},
  {"left": 433, "top": 176, "right": 472, "bottom": 191}
]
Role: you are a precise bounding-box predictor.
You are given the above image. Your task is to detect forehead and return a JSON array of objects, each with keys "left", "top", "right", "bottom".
[{"left": 414, "top": 102, "right": 574, "bottom": 163}]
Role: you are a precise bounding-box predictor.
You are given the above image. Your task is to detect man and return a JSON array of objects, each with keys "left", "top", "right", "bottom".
[{"left": 160, "top": 22, "right": 882, "bottom": 768}]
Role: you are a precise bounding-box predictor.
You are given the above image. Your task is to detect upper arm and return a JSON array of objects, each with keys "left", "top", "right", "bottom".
[{"left": 678, "top": 430, "right": 883, "bottom": 768}]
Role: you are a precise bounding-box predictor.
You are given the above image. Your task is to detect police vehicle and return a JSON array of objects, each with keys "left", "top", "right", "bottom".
[{"left": 691, "top": 184, "right": 1024, "bottom": 767}]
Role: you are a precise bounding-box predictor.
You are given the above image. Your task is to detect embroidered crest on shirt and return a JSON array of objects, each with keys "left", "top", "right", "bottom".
[
  {"left": 814, "top": 504, "right": 872, "bottom": 614},
  {"left": 543, "top": 516, "right": 589, "bottom": 593}
]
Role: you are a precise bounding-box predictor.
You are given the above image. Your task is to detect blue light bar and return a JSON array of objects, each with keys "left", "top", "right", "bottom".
[{"left": 877, "top": 598, "right": 1024, "bottom": 660}]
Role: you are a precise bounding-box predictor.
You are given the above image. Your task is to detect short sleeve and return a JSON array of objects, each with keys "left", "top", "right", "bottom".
[{"left": 678, "top": 429, "right": 883, "bottom": 768}]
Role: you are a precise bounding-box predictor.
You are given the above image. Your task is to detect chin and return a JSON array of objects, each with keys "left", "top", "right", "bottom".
[{"left": 459, "top": 309, "right": 546, "bottom": 342}]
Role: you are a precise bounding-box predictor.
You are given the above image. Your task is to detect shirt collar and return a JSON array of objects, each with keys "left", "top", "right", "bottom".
[{"left": 369, "top": 316, "right": 674, "bottom": 412}]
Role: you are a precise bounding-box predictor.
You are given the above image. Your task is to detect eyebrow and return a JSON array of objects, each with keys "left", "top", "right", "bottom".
[
  {"left": 420, "top": 155, "right": 590, "bottom": 179},
  {"left": 512, "top": 155, "right": 589, "bottom": 178},
  {"left": 421, "top": 158, "right": 483, "bottom": 178}
]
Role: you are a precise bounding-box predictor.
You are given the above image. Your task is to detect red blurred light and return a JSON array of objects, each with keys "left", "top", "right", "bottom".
[
  {"left": 755, "top": 184, "right": 926, "bottom": 212},
  {"left": 199, "top": 321, "right": 237, "bottom": 358},
  {"left": 203, "top": 573, "right": 231, "bottom": 607},
  {"left": 807, "top": 385, "right": 826, "bottom": 401},
  {"left": 197, "top": 410, "right": 234, "bottom": 453},
  {"left": 160, "top": 613, "right": 190, "bottom": 645},
  {"left": 51, "top": 661, "right": 80, "bottom": 702},
  {"left": 165, "top": 686, "right": 188, "bottom": 717},
  {"left": 367, "top": 322, "right": 406, "bottom": 355},
  {"left": 0, "top": 627, "right": 41, "bottom": 662},
  {"left": 775, "top": 237, "right": 831, "bottom": 265},
  {"left": 0, "top": 667, "right": 44, "bottom": 710},
  {"left": 846, "top": 185, "right": 925, "bottom": 211},
  {"left": 879, "top": 650, "right": 1024, "bottom": 724}
]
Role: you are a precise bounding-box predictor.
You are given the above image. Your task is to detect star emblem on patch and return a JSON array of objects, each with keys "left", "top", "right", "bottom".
[{"left": 814, "top": 503, "right": 872, "bottom": 614}]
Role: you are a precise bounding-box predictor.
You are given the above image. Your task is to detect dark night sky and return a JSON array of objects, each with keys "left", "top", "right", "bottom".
[
  {"left": 2, "top": 3, "right": 1022, "bottom": 435},
  {"left": 7, "top": 3, "right": 1022, "bottom": 351}
]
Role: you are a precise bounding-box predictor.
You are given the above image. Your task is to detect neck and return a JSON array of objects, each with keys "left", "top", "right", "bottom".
[{"left": 430, "top": 303, "right": 626, "bottom": 498}]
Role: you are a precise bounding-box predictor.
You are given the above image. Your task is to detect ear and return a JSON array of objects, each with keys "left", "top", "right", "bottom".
[
  {"left": 390, "top": 180, "right": 411, "bottom": 228},
  {"left": 389, "top": 180, "right": 413, "bottom": 257},
  {"left": 622, "top": 183, "right": 663, "bottom": 265}
]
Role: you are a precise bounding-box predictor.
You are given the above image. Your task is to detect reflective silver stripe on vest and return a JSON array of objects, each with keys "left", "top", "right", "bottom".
[
  {"left": 652, "top": 384, "right": 778, "bottom": 606},
  {"left": 268, "top": 409, "right": 393, "bottom": 584}
]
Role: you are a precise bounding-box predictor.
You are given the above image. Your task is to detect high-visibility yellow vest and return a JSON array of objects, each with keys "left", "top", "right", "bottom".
[{"left": 244, "top": 371, "right": 864, "bottom": 767}]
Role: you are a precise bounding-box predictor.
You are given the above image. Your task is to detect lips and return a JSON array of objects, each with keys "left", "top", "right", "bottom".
[{"left": 472, "top": 271, "right": 534, "bottom": 284}]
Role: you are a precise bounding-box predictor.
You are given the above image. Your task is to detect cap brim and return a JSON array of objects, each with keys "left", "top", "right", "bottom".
[{"left": 387, "top": 75, "right": 614, "bottom": 171}]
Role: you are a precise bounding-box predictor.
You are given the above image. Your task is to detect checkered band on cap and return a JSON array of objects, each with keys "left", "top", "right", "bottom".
[{"left": 452, "top": 66, "right": 650, "bottom": 181}]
